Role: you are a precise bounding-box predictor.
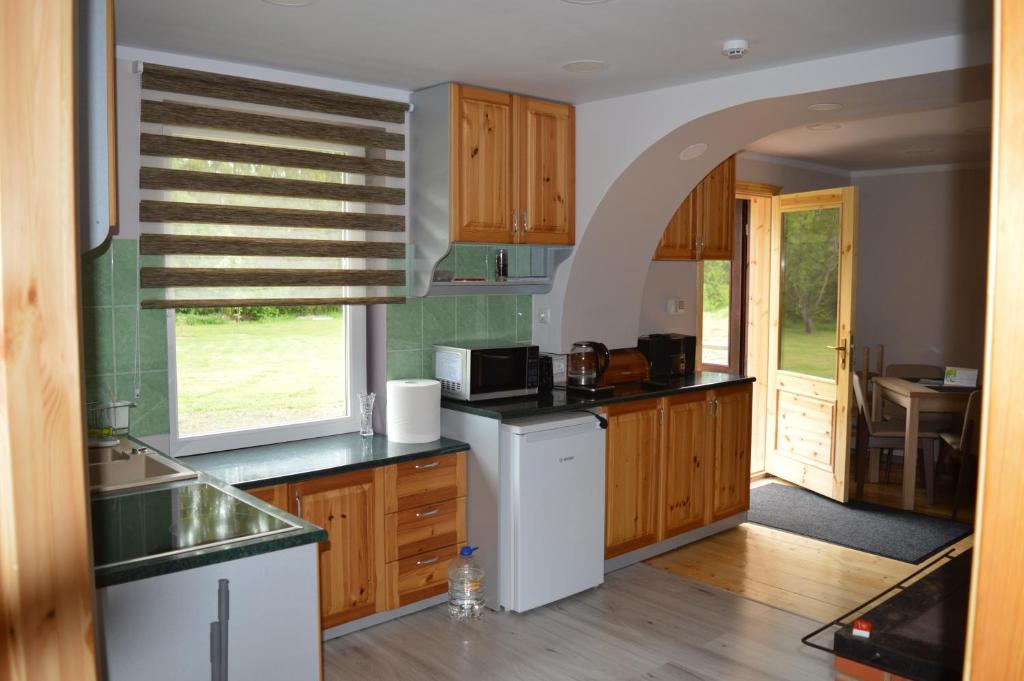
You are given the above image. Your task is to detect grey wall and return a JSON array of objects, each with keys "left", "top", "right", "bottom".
[{"left": 853, "top": 167, "right": 989, "bottom": 370}]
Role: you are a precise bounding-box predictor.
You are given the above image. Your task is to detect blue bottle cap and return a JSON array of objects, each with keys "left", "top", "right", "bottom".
[{"left": 459, "top": 546, "right": 479, "bottom": 557}]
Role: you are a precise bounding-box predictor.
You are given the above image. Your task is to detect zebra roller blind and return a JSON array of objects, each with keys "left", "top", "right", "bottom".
[{"left": 136, "top": 63, "right": 408, "bottom": 309}]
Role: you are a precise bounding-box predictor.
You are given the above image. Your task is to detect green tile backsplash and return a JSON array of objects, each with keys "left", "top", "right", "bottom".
[
  {"left": 82, "top": 239, "right": 170, "bottom": 436},
  {"left": 386, "top": 293, "right": 532, "bottom": 380}
]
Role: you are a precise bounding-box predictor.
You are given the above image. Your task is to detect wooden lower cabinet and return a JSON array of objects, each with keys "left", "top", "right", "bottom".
[
  {"left": 604, "top": 400, "right": 662, "bottom": 559},
  {"left": 248, "top": 451, "right": 468, "bottom": 631},
  {"left": 291, "top": 468, "right": 386, "bottom": 628},
  {"left": 604, "top": 385, "right": 753, "bottom": 558},
  {"left": 660, "top": 392, "right": 709, "bottom": 538},
  {"left": 708, "top": 385, "right": 753, "bottom": 522}
]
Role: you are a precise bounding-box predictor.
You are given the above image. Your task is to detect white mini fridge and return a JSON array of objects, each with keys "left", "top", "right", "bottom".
[{"left": 499, "top": 413, "right": 606, "bottom": 613}]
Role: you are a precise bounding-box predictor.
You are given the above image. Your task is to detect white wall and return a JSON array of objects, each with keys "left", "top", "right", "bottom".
[
  {"left": 736, "top": 153, "right": 850, "bottom": 193},
  {"left": 534, "top": 32, "right": 991, "bottom": 352},
  {"left": 853, "top": 166, "right": 989, "bottom": 370}
]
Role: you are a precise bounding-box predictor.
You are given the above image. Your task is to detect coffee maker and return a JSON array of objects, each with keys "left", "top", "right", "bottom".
[{"left": 638, "top": 333, "right": 697, "bottom": 379}]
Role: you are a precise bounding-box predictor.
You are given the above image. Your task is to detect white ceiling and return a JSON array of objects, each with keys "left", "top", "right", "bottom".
[
  {"left": 744, "top": 99, "right": 992, "bottom": 170},
  {"left": 115, "top": 0, "right": 991, "bottom": 103}
]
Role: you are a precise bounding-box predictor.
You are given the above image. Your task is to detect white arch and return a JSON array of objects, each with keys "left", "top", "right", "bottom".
[{"left": 535, "top": 32, "right": 992, "bottom": 352}]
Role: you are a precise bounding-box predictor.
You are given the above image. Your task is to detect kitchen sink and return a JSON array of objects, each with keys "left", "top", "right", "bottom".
[{"left": 89, "top": 440, "right": 197, "bottom": 493}]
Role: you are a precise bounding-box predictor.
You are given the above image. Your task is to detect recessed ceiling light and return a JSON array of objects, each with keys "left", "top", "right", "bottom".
[
  {"left": 901, "top": 147, "right": 934, "bottom": 155},
  {"left": 559, "top": 0, "right": 613, "bottom": 4},
  {"left": 806, "top": 123, "right": 842, "bottom": 131},
  {"left": 808, "top": 102, "right": 843, "bottom": 111},
  {"left": 262, "top": 0, "right": 317, "bottom": 5},
  {"left": 679, "top": 143, "right": 709, "bottom": 161},
  {"left": 562, "top": 59, "right": 608, "bottom": 73}
]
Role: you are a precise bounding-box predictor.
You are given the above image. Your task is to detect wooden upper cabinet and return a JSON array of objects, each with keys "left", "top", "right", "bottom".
[
  {"left": 519, "top": 97, "right": 574, "bottom": 245},
  {"left": 698, "top": 155, "right": 736, "bottom": 260},
  {"left": 604, "top": 400, "right": 661, "bottom": 559},
  {"left": 446, "top": 84, "right": 575, "bottom": 245},
  {"left": 708, "top": 384, "right": 753, "bottom": 523},
  {"left": 291, "top": 468, "right": 386, "bottom": 629},
  {"left": 659, "top": 392, "right": 709, "bottom": 539},
  {"left": 450, "top": 85, "right": 515, "bottom": 244},
  {"left": 654, "top": 155, "right": 736, "bottom": 261},
  {"left": 654, "top": 193, "right": 697, "bottom": 259}
]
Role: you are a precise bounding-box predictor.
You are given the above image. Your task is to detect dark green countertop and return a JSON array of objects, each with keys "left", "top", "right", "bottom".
[
  {"left": 183, "top": 433, "right": 469, "bottom": 489},
  {"left": 441, "top": 372, "right": 754, "bottom": 420},
  {"left": 92, "top": 450, "right": 326, "bottom": 588}
]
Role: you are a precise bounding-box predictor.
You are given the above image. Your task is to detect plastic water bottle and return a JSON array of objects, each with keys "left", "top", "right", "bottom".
[{"left": 448, "top": 546, "right": 485, "bottom": 620}]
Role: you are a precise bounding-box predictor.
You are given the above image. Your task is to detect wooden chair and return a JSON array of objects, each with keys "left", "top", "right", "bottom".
[
  {"left": 852, "top": 373, "right": 941, "bottom": 502},
  {"left": 939, "top": 390, "right": 981, "bottom": 522},
  {"left": 884, "top": 363, "right": 945, "bottom": 381}
]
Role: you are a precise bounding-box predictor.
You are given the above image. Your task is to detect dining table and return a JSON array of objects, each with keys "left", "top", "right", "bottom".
[{"left": 870, "top": 376, "right": 973, "bottom": 510}]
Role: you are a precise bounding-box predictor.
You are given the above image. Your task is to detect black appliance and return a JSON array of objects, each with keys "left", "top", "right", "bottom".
[
  {"left": 638, "top": 333, "right": 697, "bottom": 378},
  {"left": 538, "top": 354, "right": 554, "bottom": 394}
]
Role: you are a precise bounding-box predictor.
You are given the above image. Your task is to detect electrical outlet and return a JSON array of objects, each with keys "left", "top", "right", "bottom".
[
  {"left": 538, "top": 308, "right": 551, "bottom": 324},
  {"left": 666, "top": 298, "right": 685, "bottom": 314}
]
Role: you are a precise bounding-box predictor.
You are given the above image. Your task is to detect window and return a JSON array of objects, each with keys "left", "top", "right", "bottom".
[
  {"left": 699, "top": 199, "right": 746, "bottom": 372},
  {"left": 159, "top": 129, "right": 368, "bottom": 455}
]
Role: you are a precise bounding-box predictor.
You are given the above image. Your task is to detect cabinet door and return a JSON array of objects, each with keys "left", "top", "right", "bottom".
[
  {"left": 291, "top": 468, "right": 385, "bottom": 628},
  {"left": 654, "top": 193, "right": 697, "bottom": 260},
  {"left": 245, "top": 483, "right": 289, "bottom": 511},
  {"left": 604, "top": 400, "right": 661, "bottom": 559},
  {"left": 660, "top": 393, "right": 710, "bottom": 538},
  {"left": 697, "top": 155, "right": 736, "bottom": 260},
  {"left": 451, "top": 85, "right": 515, "bottom": 243},
  {"left": 708, "top": 384, "right": 753, "bottom": 522},
  {"left": 518, "top": 97, "right": 574, "bottom": 245}
]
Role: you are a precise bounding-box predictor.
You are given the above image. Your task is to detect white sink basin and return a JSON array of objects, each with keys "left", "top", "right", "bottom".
[{"left": 89, "top": 441, "right": 196, "bottom": 493}]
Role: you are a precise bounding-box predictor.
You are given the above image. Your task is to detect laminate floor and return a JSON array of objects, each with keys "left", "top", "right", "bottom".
[{"left": 322, "top": 563, "right": 834, "bottom": 681}]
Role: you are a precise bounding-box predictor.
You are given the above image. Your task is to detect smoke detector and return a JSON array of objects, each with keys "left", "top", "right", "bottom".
[{"left": 722, "top": 39, "right": 749, "bottom": 59}]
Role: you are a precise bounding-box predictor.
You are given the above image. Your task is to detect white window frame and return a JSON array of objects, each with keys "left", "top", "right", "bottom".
[
  {"left": 153, "top": 123, "right": 373, "bottom": 457},
  {"left": 168, "top": 306, "right": 367, "bottom": 457}
]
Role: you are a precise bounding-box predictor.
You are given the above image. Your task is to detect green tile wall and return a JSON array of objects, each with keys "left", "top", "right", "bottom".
[
  {"left": 82, "top": 239, "right": 170, "bottom": 436},
  {"left": 386, "top": 243, "right": 537, "bottom": 380}
]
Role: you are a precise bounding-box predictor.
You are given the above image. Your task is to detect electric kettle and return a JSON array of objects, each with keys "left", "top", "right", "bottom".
[{"left": 567, "top": 341, "right": 610, "bottom": 388}]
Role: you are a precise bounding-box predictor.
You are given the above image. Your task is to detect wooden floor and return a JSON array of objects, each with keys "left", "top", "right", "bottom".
[
  {"left": 647, "top": 477, "right": 974, "bottom": 623},
  {"left": 857, "top": 462, "right": 976, "bottom": 525},
  {"left": 323, "top": 563, "right": 834, "bottom": 681}
]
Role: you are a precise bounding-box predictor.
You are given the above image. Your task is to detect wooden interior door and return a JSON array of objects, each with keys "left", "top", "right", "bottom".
[
  {"left": 654, "top": 193, "right": 697, "bottom": 260},
  {"left": 604, "top": 400, "right": 661, "bottom": 558},
  {"left": 450, "top": 85, "right": 515, "bottom": 243},
  {"left": 765, "top": 188, "right": 857, "bottom": 502},
  {"left": 708, "top": 385, "right": 753, "bottom": 521},
  {"left": 698, "top": 155, "right": 736, "bottom": 259},
  {"left": 518, "top": 96, "right": 574, "bottom": 245},
  {"left": 291, "top": 469, "right": 385, "bottom": 628},
  {"left": 659, "top": 393, "right": 708, "bottom": 538}
]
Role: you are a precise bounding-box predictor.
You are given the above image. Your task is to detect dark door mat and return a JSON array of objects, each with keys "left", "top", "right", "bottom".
[{"left": 749, "top": 483, "right": 972, "bottom": 564}]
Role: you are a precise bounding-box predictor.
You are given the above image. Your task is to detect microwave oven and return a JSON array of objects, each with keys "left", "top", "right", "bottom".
[{"left": 433, "top": 342, "right": 540, "bottom": 401}]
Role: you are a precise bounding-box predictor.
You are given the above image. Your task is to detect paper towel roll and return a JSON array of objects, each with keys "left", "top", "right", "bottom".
[{"left": 386, "top": 379, "right": 441, "bottom": 444}]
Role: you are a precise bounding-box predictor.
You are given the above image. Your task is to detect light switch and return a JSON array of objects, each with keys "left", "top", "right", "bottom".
[
  {"left": 538, "top": 308, "right": 551, "bottom": 324},
  {"left": 666, "top": 298, "right": 685, "bottom": 314}
]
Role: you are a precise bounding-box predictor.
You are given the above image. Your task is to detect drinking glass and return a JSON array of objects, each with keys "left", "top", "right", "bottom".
[{"left": 359, "top": 392, "right": 376, "bottom": 437}]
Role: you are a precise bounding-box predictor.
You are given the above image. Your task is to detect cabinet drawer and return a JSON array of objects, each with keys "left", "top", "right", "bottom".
[
  {"left": 386, "top": 544, "right": 460, "bottom": 609},
  {"left": 386, "top": 497, "right": 466, "bottom": 562},
  {"left": 385, "top": 452, "right": 466, "bottom": 513}
]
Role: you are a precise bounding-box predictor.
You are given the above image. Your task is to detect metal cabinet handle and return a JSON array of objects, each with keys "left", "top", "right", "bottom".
[
  {"left": 416, "top": 556, "right": 440, "bottom": 566},
  {"left": 416, "top": 508, "right": 440, "bottom": 518},
  {"left": 523, "top": 210, "right": 529, "bottom": 232},
  {"left": 414, "top": 461, "right": 439, "bottom": 470},
  {"left": 513, "top": 209, "right": 519, "bottom": 233},
  {"left": 295, "top": 493, "right": 302, "bottom": 517}
]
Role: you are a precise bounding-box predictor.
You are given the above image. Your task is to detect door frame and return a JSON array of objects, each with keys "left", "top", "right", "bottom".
[
  {"left": 737, "top": 181, "right": 781, "bottom": 478},
  {"left": 965, "top": 0, "right": 1024, "bottom": 675}
]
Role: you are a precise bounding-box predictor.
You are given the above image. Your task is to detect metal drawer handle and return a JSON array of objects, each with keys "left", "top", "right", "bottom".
[
  {"left": 416, "top": 508, "right": 441, "bottom": 518},
  {"left": 414, "top": 461, "right": 439, "bottom": 470},
  {"left": 416, "top": 556, "right": 440, "bottom": 566}
]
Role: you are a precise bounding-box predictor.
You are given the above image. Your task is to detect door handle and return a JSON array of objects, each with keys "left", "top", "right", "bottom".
[
  {"left": 294, "top": 493, "right": 302, "bottom": 518},
  {"left": 512, "top": 209, "right": 518, "bottom": 233},
  {"left": 523, "top": 210, "right": 529, "bottom": 232},
  {"left": 826, "top": 340, "right": 848, "bottom": 370}
]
